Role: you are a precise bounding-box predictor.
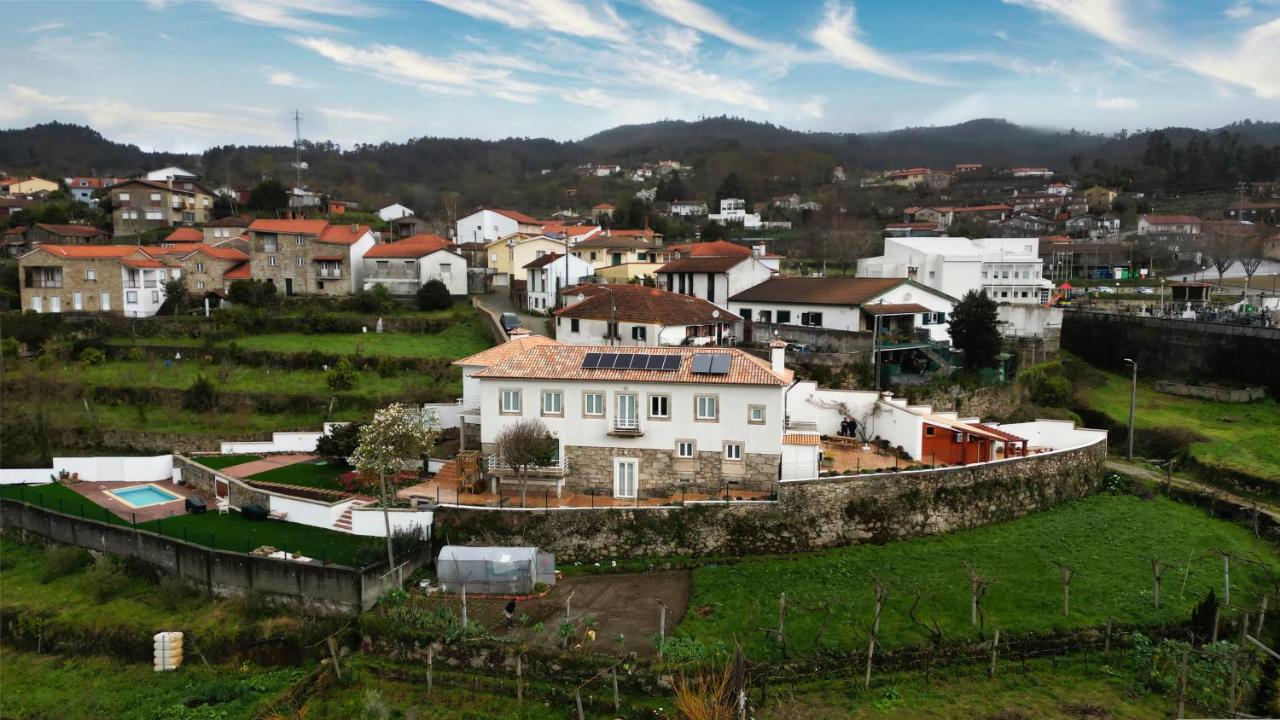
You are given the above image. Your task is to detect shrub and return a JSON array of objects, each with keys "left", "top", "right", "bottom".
[
  {"left": 78, "top": 347, "right": 106, "bottom": 367},
  {"left": 86, "top": 557, "right": 132, "bottom": 601},
  {"left": 345, "top": 284, "right": 394, "bottom": 314},
  {"left": 1029, "top": 374, "right": 1072, "bottom": 407},
  {"left": 316, "top": 422, "right": 362, "bottom": 465},
  {"left": 126, "top": 347, "right": 147, "bottom": 362},
  {"left": 415, "top": 279, "right": 453, "bottom": 311},
  {"left": 325, "top": 358, "right": 359, "bottom": 392},
  {"left": 227, "top": 279, "right": 277, "bottom": 309},
  {"left": 183, "top": 375, "right": 217, "bottom": 412},
  {"left": 1, "top": 336, "right": 20, "bottom": 360},
  {"left": 227, "top": 588, "right": 275, "bottom": 621},
  {"left": 39, "top": 546, "right": 93, "bottom": 583},
  {"left": 151, "top": 576, "right": 199, "bottom": 611}
]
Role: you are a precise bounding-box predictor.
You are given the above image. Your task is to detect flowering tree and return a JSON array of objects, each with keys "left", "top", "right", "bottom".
[{"left": 353, "top": 403, "right": 440, "bottom": 578}]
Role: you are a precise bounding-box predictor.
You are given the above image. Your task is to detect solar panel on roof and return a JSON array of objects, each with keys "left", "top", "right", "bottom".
[
  {"left": 581, "top": 352, "right": 601, "bottom": 369},
  {"left": 691, "top": 354, "right": 713, "bottom": 374},
  {"left": 663, "top": 355, "right": 682, "bottom": 370},
  {"left": 598, "top": 353, "right": 618, "bottom": 368},
  {"left": 646, "top": 355, "right": 667, "bottom": 370},
  {"left": 631, "top": 354, "right": 651, "bottom": 369},
  {"left": 709, "top": 354, "right": 732, "bottom": 374}
]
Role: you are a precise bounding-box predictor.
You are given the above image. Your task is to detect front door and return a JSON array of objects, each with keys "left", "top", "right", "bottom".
[
  {"left": 613, "top": 458, "right": 637, "bottom": 498},
  {"left": 617, "top": 393, "right": 638, "bottom": 431},
  {"left": 284, "top": 278, "right": 294, "bottom": 296}
]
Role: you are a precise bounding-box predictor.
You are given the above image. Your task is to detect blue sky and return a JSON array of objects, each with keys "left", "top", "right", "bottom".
[{"left": 5, "top": 0, "right": 1279, "bottom": 152}]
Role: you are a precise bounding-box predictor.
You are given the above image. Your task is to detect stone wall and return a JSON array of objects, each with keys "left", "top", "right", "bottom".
[
  {"left": 0, "top": 499, "right": 424, "bottom": 611},
  {"left": 562, "top": 446, "right": 778, "bottom": 496},
  {"left": 435, "top": 436, "right": 1107, "bottom": 562},
  {"left": 1153, "top": 381, "right": 1266, "bottom": 403},
  {"left": 1062, "top": 311, "right": 1280, "bottom": 396},
  {"left": 176, "top": 455, "right": 269, "bottom": 509}
]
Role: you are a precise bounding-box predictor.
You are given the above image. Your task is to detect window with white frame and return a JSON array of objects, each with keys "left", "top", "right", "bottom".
[
  {"left": 583, "top": 392, "right": 604, "bottom": 416},
  {"left": 84, "top": 269, "right": 96, "bottom": 281},
  {"left": 126, "top": 291, "right": 137, "bottom": 304},
  {"left": 500, "top": 388, "right": 521, "bottom": 414},
  {"left": 268, "top": 256, "right": 277, "bottom": 267},
  {"left": 145, "top": 210, "right": 162, "bottom": 220},
  {"left": 695, "top": 395, "right": 718, "bottom": 421},
  {"left": 676, "top": 440, "right": 695, "bottom": 459},
  {"left": 296, "top": 257, "right": 305, "bottom": 268},
  {"left": 149, "top": 192, "right": 161, "bottom": 202},
  {"left": 724, "top": 442, "right": 743, "bottom": 461},
  {"left": 649, "top": 395, "right": 669, "bottom": 419},
  {"left": 632, "top": 326, "right": 647, "bottom": 341},
  {"left": 118, "top": 192, "right": 130, "bottom": 202},
  {"left": 195, "top": 262, "right": 205, "bottom": 272},
  {"left": 152, "top": 291, "right": 160, "bottom": 303},
  {"left": 295, "top": 236, "right": 304, "bottom": 246},
  {"left": 748, "top": 405, "right": 766, "bottom": 424},
  {"left": 541, "top": 390, "right": 563, "bottom": 416},
  {"left": 196, "top": 281, "right": 205, "bottom": 289}
]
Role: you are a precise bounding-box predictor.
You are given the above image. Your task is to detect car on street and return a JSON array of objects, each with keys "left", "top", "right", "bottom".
[{"left": 500, "top": 312, "right": 522, "bottom": 332}]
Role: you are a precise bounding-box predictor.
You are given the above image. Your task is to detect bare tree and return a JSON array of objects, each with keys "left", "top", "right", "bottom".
[
  {"left": 1237, "top": 224, "right": 1272, "bottom": 292},
  {"left": 1203, "top": 228, "right": 1239, "bottom": 282},
  {"left": 494, "top": 418, "right": 556, "bottom": 506},
  {"left": 965, "top": 563, "right": 994, "bottom": 630}
]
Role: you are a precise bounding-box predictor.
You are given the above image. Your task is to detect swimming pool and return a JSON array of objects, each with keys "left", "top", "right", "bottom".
[{"left": 107, "top": 484, "right": 181, "bottom": 508}]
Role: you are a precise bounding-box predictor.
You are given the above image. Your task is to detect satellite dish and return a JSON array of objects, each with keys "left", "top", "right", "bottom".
[
  {"left": 711, "top": 310, "right": 720, "bottom": 319},
  {"left": 576, "top": 293, "right": 585, "bottom": 301}
]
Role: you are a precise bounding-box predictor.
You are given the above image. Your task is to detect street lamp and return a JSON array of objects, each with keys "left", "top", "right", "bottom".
[{"left": 1123, "top": 358, "right": 1138, "bottom": 460}]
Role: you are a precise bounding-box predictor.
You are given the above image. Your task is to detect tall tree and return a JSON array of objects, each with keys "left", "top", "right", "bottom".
[
  {"left": 947, "top": 290, "right": 1002, "bottom": 370},
  {"left": 715, "top": 171, "right": 751, "bottom": 211},
  {"left": 248, "top": 179, "right": 289, "bottom": 214}
]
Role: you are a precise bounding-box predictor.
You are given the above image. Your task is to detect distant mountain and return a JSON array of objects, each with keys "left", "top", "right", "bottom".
[{"left": 1, "top": 117, "right": 1276, "bottom": 212}]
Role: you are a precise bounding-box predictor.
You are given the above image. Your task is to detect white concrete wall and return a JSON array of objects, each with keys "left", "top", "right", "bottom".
[
  {"left": 0, "top": 469, "right": 54, "bottom": 485},
  {"left": 347, "top": 231, "right": 376, "bottom": 292},
  {"left": 54, "top": 455, "right": 174, "bottom": 484},
  {"left": 424, "top": 401, "right": 462, "bottom": 430},
  {"left": 996, "top": 304, "right": 1063, "bottom": 338},
  {"left": 221, "top": 431, "right": 325, "bottom": 454},
  {"left": 781, "top": 443, "right": 821, "bottom": 480},
  {"left": 457, "top": 210, "right": 518, "bottom": 245},
  {"left": 479, "top": 377, "right": 786, "bottom": 457},
  {"left": 728, "top": 300, "right": 862, "bottom": 332},
  {"left": 422, "top": 249, "right": 468, "bottom": 295},
  {"left": 786, "top": 383, "right": 879, "bottom": 435},
  {"left": 350, "top": 507, "right": 434, "bottom": 537},
  {"left": 869, "top": 400, "right": 924, "bottom": 459},
  {"left": 993, "top": 420, "right": 1108, "bottom": 450},
  {"left": 268, "top": 495, "right": 350, "bottom": 528}
]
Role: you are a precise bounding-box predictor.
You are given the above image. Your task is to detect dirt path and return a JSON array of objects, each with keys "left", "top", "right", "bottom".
[
  {"left": 421, "top": 570, "right": 692, "bottom": 658},
  {"left": 1105, "top": 458, "right": 1280, "bottom": 522}
]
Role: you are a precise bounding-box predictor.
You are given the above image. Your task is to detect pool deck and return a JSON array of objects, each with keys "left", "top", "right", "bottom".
[
  {"left": 218, "top": 454, "right": 321, "bottom": 479},
  {"left": 65, "top": 480, "right": 213, "bottom": 523}
]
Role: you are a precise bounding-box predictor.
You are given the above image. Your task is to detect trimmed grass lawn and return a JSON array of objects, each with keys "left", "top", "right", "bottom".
[
  {"left": 223, "top": 321, "right": 490, "bottom": 359},
  {"left": 139, "top": 510, "right": 376, "bottom": 566},
  {"left": 677, "top": 494, "right": 1279, "bottom": 659},
  {"left": 4, "top": 397, "right": 367, "bottom": 437},
  {"left": 1074, "top": 363, "right": 1280, "bottom": 484},
  {"left": 195, "top": 453, "right": 262, "bottom": 470},
  {"left": 248, "top": 459, "right": 345, "bottom": 490},
  {"left": 0, "top": 650, "right": 301, "bottom": 720},
  {"left": 0, "top": 484, "right": 376, "bottom": 565}
]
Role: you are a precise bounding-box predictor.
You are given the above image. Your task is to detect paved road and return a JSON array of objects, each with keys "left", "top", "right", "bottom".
[{"left": 473, "top": 292, "right": 550, "bottom": 337}]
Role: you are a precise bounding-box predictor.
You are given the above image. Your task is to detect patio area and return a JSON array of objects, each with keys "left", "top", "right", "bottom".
[
  {"left": 822, "top": 436, "right": 901, "bottom": 474},
  {"left": 64, "top": 480, "right": 211, "bottom": 523}
]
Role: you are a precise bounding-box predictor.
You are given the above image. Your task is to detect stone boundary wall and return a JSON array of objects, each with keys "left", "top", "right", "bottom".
[
  {"left": 434, "top": 436, "right": 1108, "bottom": 562},
  {"left": 0, "top": 500, "right": 422, "bottom": 611},
  {"left": 175, "top": 454, "right": 270, "bottom": 509},
  {"left": 1153, "top": 381, "right": 1266, "bottom": 403},
  {"left": 1062, "top": 311, "right": 1280, "bottom": 396}
]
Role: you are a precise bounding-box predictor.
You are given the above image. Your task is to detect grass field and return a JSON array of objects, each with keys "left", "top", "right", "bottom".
[
  {"left": 677, "top": 494, "right": 1278, "bottom": 660},
  {"left": 6, "top": 396, "right": 367, "bottom": 437},
  {"left": 195, "top": 453, "right": 262, "bottom": 469},
  {"left": 1073, "top": 363, "right": 1280, "bottom": 484},
  {"left": 0, "top": 483, "right": 376, "bottom": 565},
  {"left": 248, "top": 458, "right": 345, "bottom": 490},
  {"left": 223, "top": 321, "right": 491, "bottom": 359},
  {"left": 0, "top": 650, "right": 302, "bottom": 720}
]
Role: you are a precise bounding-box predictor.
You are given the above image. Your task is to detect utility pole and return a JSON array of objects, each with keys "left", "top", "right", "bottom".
[{"left": 1123, "top": 358, "right": 1137, "bottom": 460}]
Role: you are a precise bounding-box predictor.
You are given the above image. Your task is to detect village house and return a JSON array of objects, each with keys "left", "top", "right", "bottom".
[
  {"left": 859, "top": 236, "right": 1055, "bottom": 305},
  {"left": 245, "top": 219, "right": 375, "bottom": 296},
  {"left": 457, "top": 339, "right": 792, "bottom": 498},
  {"left": 163, "top": 227, "right": 204, "bottom": 243},
  {"left": 108, "top": 178, "right": 215, "bottom": 237},
  {"left": 1083, "top": 186, "right": 1117, "bottom": 210},
  {"left": 570, "top": 229, "right": 670, "bottom": 281},
  {"left": 728, "top": 276, "right": 956, "bottom": 343},
  {"left": 26, "top": 223, "right": 108, "bottom": 245},
  {"left": 362, "top": 234, "right": 467, "bottom": 296},
  {"left": 1009, "top": 167, "right": 1054, "bottom": 178},
  {"left": 998, "top": 214, "right": 1057, "bottom": 236},
  {"left": 668, "top": 200, "right": 708, "bottom": 217},
  {"left": 144, "top": 166, "right": 200, "bottom": 182},
  {"left": 18, "top": 244, "right": 179, "bottom": 316},
  {"left": 201, "top": 216, "right": 251, "bottom": 244},
  {"left": 883, "top": 167, "right": 953, "bottom": 189},
  {"left": 0, "top": 176, "right": 59, "bottom": 196},
  {"left": 656, "top": 248, "right": 775, "bottom": 308},
  {"left": 524, "top": 252, "right": 592, "bottom": 312},
  {"left": 555, "top": 284, "right": 740, "bottom": 347},
  {"left": 456, "top": 208, "right": 549, "bottom": 244},
  {"left": 2, "top": 226, "right": 29, "bottom": 256},
  {"left": 485, "top": 231, "right": 587, "bottom": 286},
  {"left": 1137, "top": 214, "right": 1202, "bottom": 242},
  {"left": 388, "top": 214, "right": 432, "bottom": 240},
  {"left": 707, "top": 198, "right": 762, "bottom": 228},
  {"left": 64, "top": 177, "right": 120, "bottom": 204},
  {"left": 144, "top": 242, "right": 250, "bottom": 296},
  {"left": 1223, "top": 202, "right": 1280, "bottom": 224},
  {"left": 377, "top": 203, "right": 415, "bottom": 222}
]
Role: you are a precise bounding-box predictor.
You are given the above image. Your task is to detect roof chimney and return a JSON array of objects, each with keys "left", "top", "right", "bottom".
[{"left": 769, "top": 338, "right": 787, "bottom": 374}]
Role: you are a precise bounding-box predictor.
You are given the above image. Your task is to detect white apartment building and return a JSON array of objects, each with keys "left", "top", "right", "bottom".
[
  {"left": 525, "top": 252, "right": 592, "bottom": 312},
  {"left": 858, "top": 236, "right": 1055, "bottom": 306},
  {"left": 455, "top": 208, "right": 546, "bottom": 245},
  {"left": 459, "top": 341, "right": 792, "bottom": 498},
  {"left": 656, "top": 253, "right": 775, "bottom": 308},
  {"left": 707, "top": 198, "right": 762, "bottom": 228}
]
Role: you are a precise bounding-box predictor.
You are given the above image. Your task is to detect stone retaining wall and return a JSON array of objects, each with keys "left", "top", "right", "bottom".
[
  {"left": 1153, "top": 381, "right": 1266, "bottom": 403},
  {"left": 176, "top": 454, "right": 269, "bottom": 509},
  {"left": 562, "top": 446, "right": 777, "bottom": 495},
  {"left": 435, "top": 436, "right": 1108, "bottom": 562}
]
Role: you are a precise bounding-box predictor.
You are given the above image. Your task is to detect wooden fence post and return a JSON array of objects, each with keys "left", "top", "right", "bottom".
[
  {"left": 612, "top": 667, "right": 620, "bottom": 712},
  {"left": 1104, "top": 618, "right": 1112, "bottom": 659},
  {"left": 658, "top": 600, "right": 667, "bottom": 662},
  {"left": 427, "top": 646, "right": 434, "bottom": 694},
  {"left": 1222, "top": 553, "right": 1230, "bottom": 607},
  {"left": 989, "top": 627, "right": 1001, "bottom": 679},
  {"left": 778, "top": 592, "right": 788, "bottom": 658},
  {"left": 575, "top": 689, "right": 585, "bottom": 720},
  {"left": 460, "top": 585, "right": 468, "bottom": 626},
  {"left": 516, "top": 654, "right": 523, "bottom": 705},
  {"left": 865, "top": 583, "right": 885, "bottom": 689},
  {"left": 1211, "top": 606, "right": 1220, "bottom": 644},
  {"left": 1175, "top": 649, "right": 1188, "bottom": 719}
]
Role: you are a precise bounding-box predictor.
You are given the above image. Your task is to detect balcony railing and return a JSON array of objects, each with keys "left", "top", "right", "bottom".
[
  {"left": 609, "top": 417, "right": 642, "bottom": 436},
  {"left": 485, "top": 454, "right": 567, "bottom": 476},
  {"left": 318, "top": 269, "right": 343, "bottom": 279}
]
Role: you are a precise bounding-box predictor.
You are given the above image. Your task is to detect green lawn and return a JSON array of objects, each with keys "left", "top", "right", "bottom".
[
  {"left": 0, "top": 483, "right": 376, "bottom": 565},
  {"left": 1074, "top": 363, "right": 1280, "bottom": 485},
  {"left": 676, "top": 494, "right": 1278, "bottom": 660},
  {"left": 139, "top": 510, "right": 376, "bottom": 566},
  {"left": 4, "top": 396, "right": 367, "bottom": 437},
  {"left": 195, "top": 453, "right": 262, "bottom": 470},
  {"left": 223, "top": 321, "right": 490, "bottom": 359},
  {"left": 248, "top": 458, "right": 345, "bottom": 490},
  {"left": 0, "top": 650, "right": 301, "bottom": 720}
]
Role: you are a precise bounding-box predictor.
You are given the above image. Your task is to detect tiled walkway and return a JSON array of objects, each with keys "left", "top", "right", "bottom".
[
  {"left": 398, "top": 469, "right": 772, "bottom": 508},
  {"left": 64, "top": 480, "right": 212, "bottom": 522},
  {"left": 219, "top": 454, "right": 320, "bottom": 478}
]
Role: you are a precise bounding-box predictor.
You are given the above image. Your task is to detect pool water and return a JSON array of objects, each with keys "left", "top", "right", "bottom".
[{"left": 111, "top": 485, "right": 181, "bottom": 507}]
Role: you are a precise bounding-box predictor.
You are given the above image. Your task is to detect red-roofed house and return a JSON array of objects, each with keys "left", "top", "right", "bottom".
[
  {"left": 163, "top": 227, "right": 204, "bottom": 243},
  {"left": 108, "top": 178, "right": 215, "bottom": 237},
  {"left": 555, "top": 284, "right": 740, "bottom": 346},
  {"left": 1137, "top": 214, "right": 1202, "bottom": 238},
  {"left": 18, "top": 244, "right": 181, "bottom": 316},
  {"left": 362, "top": 234, "right": 467, "bottom": 296},
  {"left": 246, "top": 219, "right": 376, "bottom": 296},
  {"left": 455, "top": 208, "right": 548, "bottom": 244},
  {"left": 524, "top": 252, "right": 592, "bottom": 312},
  {"left": 27, "top": 223, "right": 109, "bottom": 245}
]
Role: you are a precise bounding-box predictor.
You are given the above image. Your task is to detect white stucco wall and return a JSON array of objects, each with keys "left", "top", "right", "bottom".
[
  {"left": 869, "top": 400, "right": 924, "bottom": 459},
  {"left": 993, "top": 420, "right": 1108, "bottom": 450},
  {"left": 458, "top": 210, "right": 519, "bottom": 245},
  {"left": 54, "top": 455, "right": 174, "bottom": 484},
  {"left": 350, "top": 507, "right": 434, "bottom": 537},
  {"left": 996, "top": 304, "right": 1063, "bottom": 338},
  {"left": 221, "top": 431, "right": 326, "bottom": 454},
  {"left": 268, "top": 495, "right": 350, "bottom": 528}
]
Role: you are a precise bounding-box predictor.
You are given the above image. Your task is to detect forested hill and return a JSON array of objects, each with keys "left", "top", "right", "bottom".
[{"left": 1, "top": 117, "right": 1277, "bottom": 212}]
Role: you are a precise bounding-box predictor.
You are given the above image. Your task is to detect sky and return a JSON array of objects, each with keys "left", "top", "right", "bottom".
[{"left": 4, "top": 0, "right": 1279, "bottom": 153}]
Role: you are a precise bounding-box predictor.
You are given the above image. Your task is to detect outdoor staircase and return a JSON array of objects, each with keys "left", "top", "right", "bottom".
[{"left": 331, "top": 499, "right": 370, "bottom": 533}]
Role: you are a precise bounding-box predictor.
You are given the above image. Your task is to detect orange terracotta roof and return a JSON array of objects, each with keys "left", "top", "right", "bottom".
[
  {"left": 365, "top": 234, "right": 452, "bottom": 258},
  {"left": 248, "top": 219, "right": 329, "bottom": 235},
  {"left": 453, "top": 336, "right": 560, "bottom": 367},
  {"left": 122, "top": 258, "right": 167, "bottom": 269},
  {"left": 317, "top": 224, "right": 371, "bottom": 245},
  {"left": 492, "top": 209, "right": 543, "bottom": 225},
  {"left": 188, "top": 244, "right": 249, "bottom": 261},
  {"left": 543, "top": 224, "right": 599, "bottom": 237},
  {"left": 27, "top": 244, "right": 141, "bottom": 259},
  {"left": 472, "top": 344, "right": 789, "bottom": 386},
  {"left": 163, "top": 227, "right": 203, "bottom": 242},
  {"left": 32, "top": 223, "right": 105, "bottom": 237},
  {"left": 682, "top": 240, "right": 751, "bottom": 257},
  {"left": 555, "top": 284, "right": 740, "bottom": 326},
  {"left": 224, "top": 262, "right": 251, "bottom": 279},
  {"left": 783, "top": 433, "right": 821, "bottom": 446},
  {"left": 592, "top": 203, "right": 615, "bottom": 209},
  {"left": 525, "top": 252, "right": 571, "bottom": 269},
  {"left": 656, "top": 256, "right": 748, "bottom": 273}
]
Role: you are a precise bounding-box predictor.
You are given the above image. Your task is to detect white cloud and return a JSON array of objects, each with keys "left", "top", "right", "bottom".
[
  {"left": 1002, "top": 0, "right": 1137, "bottom": 49},
  {"left": 24, "top": 22, "right": 67, "bottom": 34},
  {"left": 562, "top": 88, "right": 616, "bottom": 109},
  {"left": 425, "top": 0, "right": 624, "bottom": 40},
  {"left": 811, "top": 1, "right": 940, "bottom": 84},
  {"left": 318, "top": 107, "right": 392, "bottom": 122},
  {"left": 1224, "top": 2, "right": 1253, "bottom": 19},
  {"left": 1182, "top": 18, "right": 1280, "bottom": 98},
  {"left": 262, "top": 66, "right": 310, "bottom": 87},
  {"left": 212, "top": 0, "right": 378, "bottom": 32},
  {"left": 798, "top": 96, "right": 827, "bottom": 119},
  {"left": 658, "top": 25, "right": 701, "bottom": 58},
  {"left": 158, "top": 32, "right": 176, "bottom": 41},
  {"left": 640, "top": 0, "right": 779, "bottom": 52},
  {"left": 0, "top": 84, "right": 278, "bottom": 147},
  {"left": 292, "top": 36, "right": 544, "bottom": 103},
  {"left": 993, "top": 29, "right": 1010, "bottom": 41},
  {"left": 30, "top": 32, "right": 115, "bottom": 64},
  {"left": 1095, "top": 95, "right": 1138, "bottom": 109}
]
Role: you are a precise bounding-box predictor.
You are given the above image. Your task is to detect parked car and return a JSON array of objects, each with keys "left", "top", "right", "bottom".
[
  {"left": 500, "top": 312, "right": 521, "bottom": 332},
  {"left": 1093, "top": 286, "right": 1116, "bottom": 294},
  {"left": 1136, "top": 287, "right": 1156, "bottom": 295}
]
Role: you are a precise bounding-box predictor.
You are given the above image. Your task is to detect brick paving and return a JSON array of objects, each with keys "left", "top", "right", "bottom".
[
  {"left": 64, "top": 480, "right": 213, "bottom": 522},
  {"left": 219, "top": 453, "right": 320, "bottom": 478}
]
